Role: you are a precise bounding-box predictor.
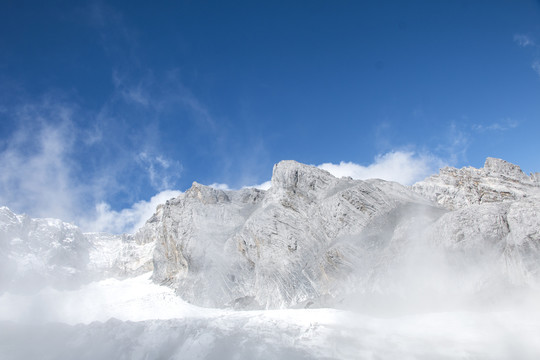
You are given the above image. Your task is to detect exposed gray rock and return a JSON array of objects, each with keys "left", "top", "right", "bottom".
[
  {"left": 141, "top": 158, "right": 540, "bottom": 309},
  {"left": 145, "top": 161, "right": 441, "bottom": 308},
  {"left": 1, "top": 157, "right": 539, "bottom": 310},
  {"left": 412, "top": 157, "right": 540, "bottom": 210}
]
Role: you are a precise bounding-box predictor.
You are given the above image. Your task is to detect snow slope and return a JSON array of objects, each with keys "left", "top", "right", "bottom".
[
  {"left": 1, "top": 157, "right": 540, "bottom": 359},
  {"left": 0, "top": 207, "right": 154, "bottom": 294},
  {"left": 1, "top": 272, "right": 540, "bottom": 360}
]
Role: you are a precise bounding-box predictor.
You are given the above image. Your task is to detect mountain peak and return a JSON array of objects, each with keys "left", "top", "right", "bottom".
[
  {"left": 484, "top": 157, "right": 529, "bottom": 181},
  {"left": 413, "top": 157, "right": 539, "bottom": 209},
  {"left": 270, "top": 160, "right": 336, "bottom": 194},
  {"left": 185, "top": 181, "right": 230, "bottom": 204}
]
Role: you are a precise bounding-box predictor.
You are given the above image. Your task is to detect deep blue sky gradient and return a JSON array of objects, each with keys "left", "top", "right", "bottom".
[{"left": 1, "top": 0, "right": 540, "bottom": 220}]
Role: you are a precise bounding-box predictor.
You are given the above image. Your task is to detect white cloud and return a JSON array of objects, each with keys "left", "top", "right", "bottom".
[
  {"left": 242, "top": 152, "right": 446, "bottom": 190},
  {"left": 208, "top": 183, "right": 231, "bottom": 191},
  {"left": 81, "top": 189, "right": 182, "bottom": 234},
  {"left": 318, "top": 151, "right": 445, "bottom": 185},
  {"left": 242, "top": 180, "right": 272, "bottom": 191},
  {"left": 514, "top": 34, "right": 535, "bottom": 47},
  {"left": 208, "top": 181, "right": 272, "bottom": 191},
  {"left": 473, "top": 119, "right": 519, "bottom": 132},
  {"left": 112, "top": 71, "right": 153, "bottom": 108},
  {"left": 0, "top": 98, "right": 185, "bottom": 234},
  {"left": 123, "top": 85, "right": 151, "bottom": 107},
  {"left": 0, "top": 105, "right": 81, "bottom": 221},
  {"left": 137, "top": 152, "right": 182, "bottom": 191},
  {"left": 513, "top": 35, "right": 540, "bottom": 79},
  {"left": 435, "top": 121, "right": 470, "bottom": 165},
  {"left": 533, "top": 61, "right": 540, "bottom": 77}
]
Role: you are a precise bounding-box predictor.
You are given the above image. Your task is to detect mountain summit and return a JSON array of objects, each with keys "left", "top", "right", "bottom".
[
  {"left": 138, "top": 158, "right": 540, "bottom": 309},
  {"left": 1, "top": 158, "right": 539, "bottom": 310}
]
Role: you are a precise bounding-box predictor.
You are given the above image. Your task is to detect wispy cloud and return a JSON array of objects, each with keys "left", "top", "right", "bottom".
[
  {"left": 0, "top": 4, "right": 236, "bottom": 234},
  {"left": 0, "top": 95, "right": 185, "bottom": 234},
  {"left": 433, "top": 121, "right": 470, "bottom": 166},
  {"left": 112, "top": 72, "right": 151, "bottom": 107},
  {"left": 533, "top": 61, "right": 540, "bottom": 78},
  {"left": 137, "top": 152, "right": 182, "bottom": 191},
  {"left": 514, "top": 34, "right": 535, "bottom": 47},
  {"left": 0, "top": 102, "right": 82, "bottom": 221},
  {"left": 0, "top": 59, "right": 222, "bottom": 235},
  {"left": 514, "top": 34, "right": 540, "bottom": 79},
  {"left": 87, "top": 2, "right": 139, "bottom": 67},
  {"left": 473, "top": 119, "right": 519, "bottom": 132}
]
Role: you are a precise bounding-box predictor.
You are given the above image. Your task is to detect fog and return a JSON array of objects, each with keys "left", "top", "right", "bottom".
[
  {"left": 2, "top": 202, "right": 540, "bottom": 359},
  {"left": 2, "top": 299, "right": 540, "bottom": 359}
]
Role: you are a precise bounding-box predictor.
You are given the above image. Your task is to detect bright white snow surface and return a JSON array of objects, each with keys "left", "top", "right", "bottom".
[
  {"left": 1, "top": 273, "right": 540, "bottom": 359},
  {"left": 2, "top": 159, "right": 540, "bottom": 359},
  {"left": 0, "top": 273, "right": 203, "bottom": 324}
]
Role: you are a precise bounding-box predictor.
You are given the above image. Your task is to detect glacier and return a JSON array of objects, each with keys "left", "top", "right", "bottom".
[{"left": 1, "top": 157, "right": 540, "bottom": 359}]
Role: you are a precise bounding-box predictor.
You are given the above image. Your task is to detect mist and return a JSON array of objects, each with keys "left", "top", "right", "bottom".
[
  {"left": 2, "top": 157, "right": 540, "bottom": 359},
  {"left": 2, "top": 201, "right": 540, "bottom": 359}
]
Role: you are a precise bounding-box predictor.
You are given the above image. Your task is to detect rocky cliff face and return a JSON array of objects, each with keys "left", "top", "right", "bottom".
[
  {"left": 411, "top": 158, "right": 540, "bottom": 300},
  {"left": 1, "top": 157, "right": 539, "bottom": 309},
  {"left": 142, "top": 161, "right": 437, "bottom": 308},
  {"left": 412, "top": 157, "right": 540, "bottom": 210},
  {"left": 141, "top": 159, "right": 540, "bottom": 309}
]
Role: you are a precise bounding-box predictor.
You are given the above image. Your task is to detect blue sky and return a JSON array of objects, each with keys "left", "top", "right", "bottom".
[{"left": 1, "top": 1, "right": 539, "bottom": 233}]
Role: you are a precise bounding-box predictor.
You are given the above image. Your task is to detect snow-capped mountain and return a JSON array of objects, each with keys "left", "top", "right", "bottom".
[
  {"left": 0, "top": 207, "right": 153, "bottom": 294},
  {"left": 1, "top": 157, "right": 540, "bottom": 359},
  {"left": 143, "top": 160, "right": 439, "bottom": 308},
  {"left": 140, "top": 158, "right": 540, "bottom": 309},
  {"left": 413, "top": 157, "right": 540, "bottom": 209},
  {"left": 1, "top": 158, "right": 539, "bottom": 308}
]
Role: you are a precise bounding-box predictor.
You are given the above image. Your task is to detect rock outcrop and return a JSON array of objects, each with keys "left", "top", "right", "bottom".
[
  {"left": 412, "top": 157, "right": 540, "bottom": 210},
  {"left": 142, "top": 159, "right": 540, "bottom": 309},
  {"left": 144, "top": 161, "right": 439, "bottom": 308},
  {"left": 1, "top": 157, "right": 539, "bottom": 309}
]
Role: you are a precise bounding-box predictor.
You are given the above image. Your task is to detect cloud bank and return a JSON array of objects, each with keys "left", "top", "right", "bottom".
[
  {"left": 318, "top": 151, "right": 444, "bottom": 185},
  {"left": 239, "top": 151, "right": 445, "bottom": 192}
]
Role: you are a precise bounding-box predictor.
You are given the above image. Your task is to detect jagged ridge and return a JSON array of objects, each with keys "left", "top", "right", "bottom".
[
  {"left": 141, "top": 159, "right": 540, "bottom": 309},
  {"left": 1, "top": 157, "right": 539, "bottom": 309}
]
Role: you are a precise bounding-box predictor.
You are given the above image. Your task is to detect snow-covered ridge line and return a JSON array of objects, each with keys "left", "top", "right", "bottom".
[
  {"left": 141, "top": 158, "right": 540, "bottom": 309},
  {"left": 1, "top": 157, "right": 539, "bottom": 311},
  {"left": 412, "top": 157, "right": 540, "bottom": 210}
]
